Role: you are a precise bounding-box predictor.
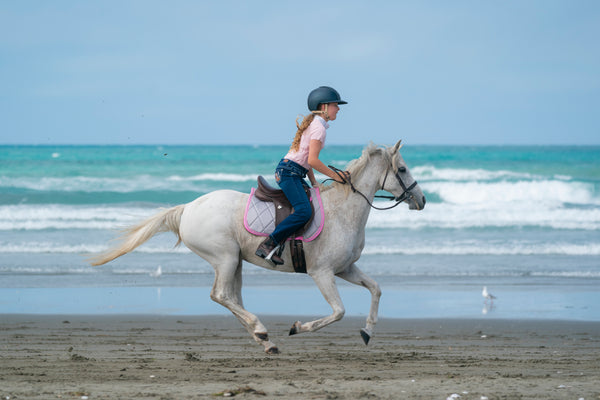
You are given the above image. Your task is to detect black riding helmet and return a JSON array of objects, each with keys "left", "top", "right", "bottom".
[{"left": 307, "top": 86, "right": 348, "bottom": 111}]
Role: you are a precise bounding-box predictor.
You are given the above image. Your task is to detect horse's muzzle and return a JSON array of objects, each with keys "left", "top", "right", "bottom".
[{"left": 408, "top": 195, "right": 426, "bottom": 210}]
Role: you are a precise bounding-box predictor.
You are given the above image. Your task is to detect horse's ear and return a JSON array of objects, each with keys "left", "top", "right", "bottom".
[{"left": 392, "top": 140, "right": 403, "bottom": 153}]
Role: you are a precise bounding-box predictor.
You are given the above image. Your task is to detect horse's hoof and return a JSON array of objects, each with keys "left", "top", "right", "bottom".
[
  {"left": 289, "top": 321, "right": 301, "bottom": 336},
  {"left": 360, "top": 328, "right": 371, "bottom": 345},
  {"left": 265, "top": 346, "right": 279, "bottom": 354}
]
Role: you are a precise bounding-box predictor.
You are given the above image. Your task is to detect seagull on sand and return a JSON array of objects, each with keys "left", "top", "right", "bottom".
[{"left": 482, "top": 286, "right": 496, "bottom": 302}]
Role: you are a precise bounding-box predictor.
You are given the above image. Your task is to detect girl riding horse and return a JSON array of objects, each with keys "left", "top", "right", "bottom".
[{"left": 255, "top": 86, "right": 351, "bottom": 265}]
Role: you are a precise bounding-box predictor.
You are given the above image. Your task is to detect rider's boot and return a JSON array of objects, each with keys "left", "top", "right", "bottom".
[{"left": 255, "top": 236, "right": 284, "bottom": 265}]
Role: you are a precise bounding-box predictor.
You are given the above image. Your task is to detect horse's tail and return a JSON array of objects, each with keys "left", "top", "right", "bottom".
[{"left": 90, "top": 204, "right": 186, "bottom": 266}]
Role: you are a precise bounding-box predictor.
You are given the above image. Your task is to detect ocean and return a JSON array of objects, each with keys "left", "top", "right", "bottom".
[{"left": 1, "top": 145, "right": 599, "bottom": 320}]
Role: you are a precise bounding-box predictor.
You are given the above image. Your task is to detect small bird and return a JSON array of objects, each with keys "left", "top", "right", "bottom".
[
  {"left": 482, "top": 286, "right": 496, "bottom": 302},
  {"left": 150, "top": 265, "right": 162, "bottom": 278}
]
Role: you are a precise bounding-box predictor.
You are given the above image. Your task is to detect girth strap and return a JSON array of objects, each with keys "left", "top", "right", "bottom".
[{"left": 290, "top": 239, "right": 307, "bottom": 274}]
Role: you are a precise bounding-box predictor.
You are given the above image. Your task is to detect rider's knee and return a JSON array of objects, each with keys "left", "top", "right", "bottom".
[{"left": 295, "top": 202, "right": 312, "bottom": 222}]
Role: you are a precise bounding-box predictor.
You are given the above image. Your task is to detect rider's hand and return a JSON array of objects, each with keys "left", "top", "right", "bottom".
[{"left": 338, "top": 170, "right": 351, "bottom": 184}]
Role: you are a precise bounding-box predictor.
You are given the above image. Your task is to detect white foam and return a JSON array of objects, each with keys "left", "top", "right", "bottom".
[
  {"left": 0, "top": 241, "right": 190, "bottom": 254},
  {"left": 0, "top": 264, "right": 211, "bottom": 275},
  {"left": 2, "top": 263, "right": 597, "bottom": 279},
  {"left": 168, "top": 173, "right": 258, "bottom": 182},
  {"left": 412, "top": 165, "right": 539, "bottom": 181},
  {"left": 530, "top": 271, "right": 600, "bottom": 278},
  {"left": 0, "top": 242, "right": 106, "bottom": 254},
  {"left": 0, "top": 173, "right": 258, "bottom": 193},
  {"left": 1, "top": 234, "right": 597, "bottom": 256},
  {"left": 367, "top": 202, "right": 600, "bottom": 230},
  {"left": 2, "top": 193, "right": 600, "bottom": 231},
  {"left": 423, "top": 180, "right": 596, "bottom": 206},
  {"left": 0, "top": 204, "right": 152, "bottom": 230},
  {"left": 0, "top": 266, "right": 99, "bottom": 274},
  {"left": 363, "top": 242, "right": 600, "bottom": 256},
  {"left": 1, "top": 176, "right": 139, "bottom": 193}
]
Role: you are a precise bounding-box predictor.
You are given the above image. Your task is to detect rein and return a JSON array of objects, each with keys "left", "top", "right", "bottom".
[{"left": 326, "top": 165, "right": 418, "bottom": 211}]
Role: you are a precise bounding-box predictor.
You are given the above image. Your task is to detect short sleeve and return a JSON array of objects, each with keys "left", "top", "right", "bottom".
[{"left": 307, "top": 122, "right": 327, "bottom": 145}]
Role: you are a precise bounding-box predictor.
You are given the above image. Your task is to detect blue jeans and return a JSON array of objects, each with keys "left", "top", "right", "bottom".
[{"left": 270, "top": 159, "right": 312, "bottom": 244}]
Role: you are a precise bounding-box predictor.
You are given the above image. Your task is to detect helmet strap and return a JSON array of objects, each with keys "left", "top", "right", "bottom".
[{"left": 312, "top": 103, "right": 330, "bottom": 121}]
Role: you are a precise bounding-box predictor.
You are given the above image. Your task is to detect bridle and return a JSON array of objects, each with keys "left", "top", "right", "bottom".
[{"left": 328, "top": 164, "right": 419, "bottom": 211}]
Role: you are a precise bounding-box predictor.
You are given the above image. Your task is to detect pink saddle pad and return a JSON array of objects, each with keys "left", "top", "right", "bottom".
[{"left": 243, "top": 187, "right": 324, "bottom": 242}]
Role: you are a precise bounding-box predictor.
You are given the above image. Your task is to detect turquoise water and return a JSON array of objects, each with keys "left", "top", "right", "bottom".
[{"left": 1, "top": 145, "right": 599, "bottom": 319}]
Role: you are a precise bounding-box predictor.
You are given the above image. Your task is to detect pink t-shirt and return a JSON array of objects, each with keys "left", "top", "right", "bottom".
[{"left": 283, "top": 116, "right": 328, "bottom": 169}]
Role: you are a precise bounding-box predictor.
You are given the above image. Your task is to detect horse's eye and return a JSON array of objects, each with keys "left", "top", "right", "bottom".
[{"left": 399, "top": 166, "right": 407, "bottom": 173}]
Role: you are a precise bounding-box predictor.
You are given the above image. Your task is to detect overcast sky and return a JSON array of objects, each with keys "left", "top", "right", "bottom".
[{"left": 1, "top": 1, "right": 599, "bottom": 146}]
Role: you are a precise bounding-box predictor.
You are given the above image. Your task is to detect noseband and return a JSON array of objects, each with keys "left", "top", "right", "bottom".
[{"left": 328, "top": 165, "right": 418, "bottom": 211}]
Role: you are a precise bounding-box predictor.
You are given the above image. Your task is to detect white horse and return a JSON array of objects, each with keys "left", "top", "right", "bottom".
[{"left": 91, "top": 141, "right": 425, "bottom": 353}]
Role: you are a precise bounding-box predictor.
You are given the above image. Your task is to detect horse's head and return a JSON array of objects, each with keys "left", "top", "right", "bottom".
[{"left": 381, "top": 140, "right": 426, "bottom": 210}]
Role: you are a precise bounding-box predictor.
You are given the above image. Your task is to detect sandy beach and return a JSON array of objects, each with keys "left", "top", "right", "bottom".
[{"left": 1, "top": 315, "right": 599, "bottom": 399}]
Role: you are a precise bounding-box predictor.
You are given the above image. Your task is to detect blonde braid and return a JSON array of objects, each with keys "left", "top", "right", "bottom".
[{"left": 289, "top": 113, "right": 316, "bottom": 152}]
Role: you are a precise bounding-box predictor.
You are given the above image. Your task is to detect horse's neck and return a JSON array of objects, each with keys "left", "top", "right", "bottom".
[
  {"left": 352, "top": 157, "right": 385, "bottom": 199},
  {"left": 326, "top": 157, "right": 384, "bottom": 228}
]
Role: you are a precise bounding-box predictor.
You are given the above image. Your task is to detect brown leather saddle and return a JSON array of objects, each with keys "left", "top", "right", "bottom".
[
  {"left": 254, "top": 176, "right": 315, "bottom": 235},
  {"left": 254, "top": 176, "right": 314, "bottom": 274}
]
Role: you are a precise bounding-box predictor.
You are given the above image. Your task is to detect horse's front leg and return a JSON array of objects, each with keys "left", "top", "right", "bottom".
[
  {"left": 336, "top": 263, "right": 381, "bottom": 345},
  {"left": 288, "top": 271, "right": 345, "bottom": 336}
]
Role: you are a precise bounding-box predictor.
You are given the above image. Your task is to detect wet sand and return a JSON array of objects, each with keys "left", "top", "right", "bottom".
[{"left": 1, "top": 314, "right": 599, "bottom": 399}]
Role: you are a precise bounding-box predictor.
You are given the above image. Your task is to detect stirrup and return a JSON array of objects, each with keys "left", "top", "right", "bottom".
[
  {"left": 266, "top": 241, "right": 285, "bottom": 265},
  {"left": 265, "top": 245, "right": 280, "bottom": 261},
  {"left": 256, "top": 237, "right": 284, "bottom": 265}
]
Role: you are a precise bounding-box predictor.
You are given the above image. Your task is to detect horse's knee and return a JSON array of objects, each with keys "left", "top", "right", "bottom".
[{"left": 372, "top": 283, "right": 382, "bottom": 298}]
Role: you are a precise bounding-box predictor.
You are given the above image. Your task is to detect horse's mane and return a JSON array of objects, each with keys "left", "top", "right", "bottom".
[
  {"left": 347, "top": 142, "right": 396, "bottom": 176},
  {"left": 320, "top": 142, "right": 397, "bottom": 195}
]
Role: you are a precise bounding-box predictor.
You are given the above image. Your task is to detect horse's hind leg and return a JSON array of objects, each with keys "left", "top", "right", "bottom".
[
  {"left": 210, "top": 254, "right": 279, "bottom": 354},
  {"left": 336, "top": 263, "right": 381, "bottom": 345}
]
